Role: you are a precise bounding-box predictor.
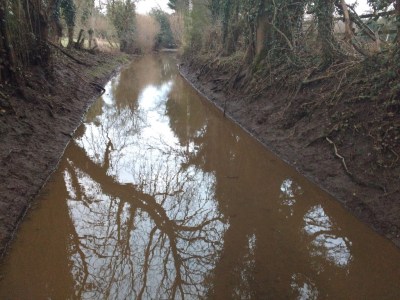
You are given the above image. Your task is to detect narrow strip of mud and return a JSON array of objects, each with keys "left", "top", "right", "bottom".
[
  {"left": 0, "top": 50, "right": 130, "bottom": 257},
  {"left": 179, "top": 63, "right": 400, "bottom": 248}
]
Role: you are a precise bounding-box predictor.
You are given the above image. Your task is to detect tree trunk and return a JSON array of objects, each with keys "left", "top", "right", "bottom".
[
  {"left": 222, "top": 0, "right": 232, "bottom": 55},
  {"left": 88, "top": 29, "right": 94, "bottom": 49},
  {"left": 120, "top": 39, "right": 127, "bottom": 52},
  {"left": 396, "top": 0, "right": 400, "bottom": 45},
  {"left": 0, "top": 1, "right": 16, "bottom": 83},
  {"left": 23, "top": 0, "right": 50, "bottom": 64},
  {"left": 48, "top": 0, "right": 63, "bottom": 44},
  {"left": 210, "top": 0, "right": 220, "bottom": 23},
  {"left": 23, "top": 0, "right": 48, "bottom": 43},
  {"left": 74, "top": 29, "right": 85, "bottom": 49},
  {"left": 255, "top": 4, "right": 268, "bottom": 56},
  {"left": 340, "top": 0, "right": 353, "bottom": 42},
  {"left": 316, "top": 0, "right": 336, "bottom": 65},
  {"left": 68, "top": 26, "right": 75, "bottom": 48},
  {"left": 244, "top": 24, "right": 256, "bottom": 64}
]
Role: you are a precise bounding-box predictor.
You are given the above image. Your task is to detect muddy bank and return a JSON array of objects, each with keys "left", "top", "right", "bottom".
[
  {"left": 179, "top": 57, "right": 400, "bottom": 247},
  {"left": 0, "top": 49, "right": 130, "bottom": 257}
]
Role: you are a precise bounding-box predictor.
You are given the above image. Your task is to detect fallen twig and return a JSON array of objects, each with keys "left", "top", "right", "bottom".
[
  {"left": 302, "top": 74, "right": 334, "bottom": 85},
  {"left": 47, "top": 41, "right": 92, "bottom": 67},
  {"left": 326, "top": 137, "right": 387, "bottom": 192},
  {"left": 326, "top": 137, "right": 352, "bottom": 174},
  {"left": 381, "top": 189, "right": 399, "bottom": 197},
  {"left": 389, "top": 149, "right": 399, "bottom": 167},
  {"left": 329, "top": 72, "right": 346, "bottom": 104}
]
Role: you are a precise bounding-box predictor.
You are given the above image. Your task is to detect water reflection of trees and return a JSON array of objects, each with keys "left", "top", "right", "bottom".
[
  {"left": 59, "top": 54, "right": 225, "bottom": 299},
  {"left": 74, "top": 54, "right": 356, "bottom": 298},
  {"left": 165, "top": 75, "right": 357, "bottom": 298},
  {"left": 63, "top": 138, "right": 224, "bottom": 299}
]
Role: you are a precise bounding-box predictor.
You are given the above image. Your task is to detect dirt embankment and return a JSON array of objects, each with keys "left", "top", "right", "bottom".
[
  {"left": 0, "top": 49, "right": 130, "bottom": 257},
  {"left": 179, "top": 53, "right": 400, "bottom": 247}
]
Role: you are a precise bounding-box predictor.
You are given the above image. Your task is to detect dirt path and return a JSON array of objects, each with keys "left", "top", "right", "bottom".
[
  {"left": 179, "top": 61, "right": 400, "bottom": 248},
  {"left": 0, "top": 49, "right": 130, "bottom": 257}
]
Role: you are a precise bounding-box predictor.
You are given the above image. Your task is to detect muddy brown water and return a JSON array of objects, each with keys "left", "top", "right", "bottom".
[{"left": 1, "top": 54, "right": 400, "bottom": 299}]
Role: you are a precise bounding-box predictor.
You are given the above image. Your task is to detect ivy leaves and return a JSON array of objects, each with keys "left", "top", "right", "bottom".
[
  {"left": 367, "top": 0, "right": 395, "bottom": 11},
  {"left": 61, "top": 0, "right": 76, "bottom": 27},
  {"left": 51, "top": 0, "right": 76, "bottom": 27}
]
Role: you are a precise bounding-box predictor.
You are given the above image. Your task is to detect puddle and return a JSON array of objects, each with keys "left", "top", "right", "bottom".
[{"left": 1, "top": 54, "right": 399, "bottom": 299}]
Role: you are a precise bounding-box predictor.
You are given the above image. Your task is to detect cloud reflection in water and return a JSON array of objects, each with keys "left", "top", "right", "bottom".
[{"left": 304, "top": 205, "right": 352, "bottom": 267}]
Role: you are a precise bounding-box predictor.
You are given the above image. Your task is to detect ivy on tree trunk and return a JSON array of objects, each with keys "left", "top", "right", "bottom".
[{"left": 316, "top": 0, "right": 337, "bottom": 65}]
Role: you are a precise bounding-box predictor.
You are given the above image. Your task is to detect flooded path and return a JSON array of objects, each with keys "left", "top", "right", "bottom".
[{"left": 1, "top": 54, "right": 400, "bottom": 299}]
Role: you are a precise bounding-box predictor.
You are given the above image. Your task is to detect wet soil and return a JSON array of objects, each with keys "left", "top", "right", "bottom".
[
  {"left": 179, "top": 55, "right": 400, "bottom": 248},
  {"left": 0, "top": 48, "right": 129, "bottom": 257}
]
